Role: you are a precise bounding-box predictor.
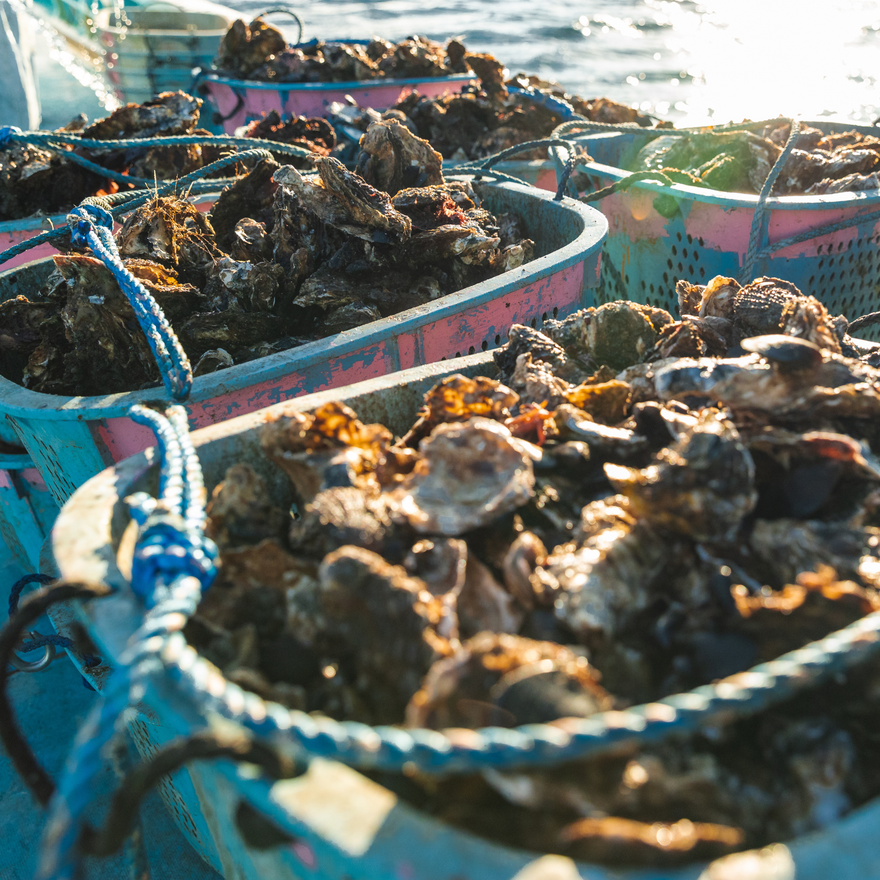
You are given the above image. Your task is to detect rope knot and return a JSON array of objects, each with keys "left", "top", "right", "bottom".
[
  {"left": 0, "top": 125, "right": 22, "bottom": 148},
  {"left": 131, "top": 512, "right": 218, "bottom": 605},
  {"left": 66, "top": 204, "right": 114, "bottom": 247}
]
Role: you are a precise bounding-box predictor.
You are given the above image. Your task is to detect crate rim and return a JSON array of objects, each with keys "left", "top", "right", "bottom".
[
  {"left": 0, "top": 179, "right": 605, "bottom": 421},
  {"left": 200, "top": 69, "right": 475, "bottom": 93}
]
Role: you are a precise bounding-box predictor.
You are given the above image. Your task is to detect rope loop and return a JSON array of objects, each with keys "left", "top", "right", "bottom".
[{"left": 66, "top": 204, "right": 114, "bottom": 247}]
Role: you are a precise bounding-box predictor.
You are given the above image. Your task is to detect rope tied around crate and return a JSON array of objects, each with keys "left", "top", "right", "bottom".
[
  {"left": 740, "top": 119, "right": 801, "bottom": 282},
  {"left": 450, "top": 137, "right": 584, "bottom": 200},
  {"left": 37, "top": 405, "right": 218, "bottom": 880},
  {"left": 67, "top": 207, "right": 193, "bottom": 401}
]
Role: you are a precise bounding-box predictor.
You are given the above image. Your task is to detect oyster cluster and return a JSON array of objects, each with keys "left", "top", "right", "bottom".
[
  {"left": 330, "top": 71, "right": 659, "bottom": 163},
  {"left": 0, "top": 122, "right": 532, "bottom": 396},
  {"left": 185, "top": 273, "right": 880, "bottom": 865},
  {"left": 214, "top": 17, "right": 473, "bottom": 82},
  {"left": 0, "top": 91, "right": 330, "bottom": 223},
  {"left": 631, "top": 121, "right": 880, "bottom": 195}
]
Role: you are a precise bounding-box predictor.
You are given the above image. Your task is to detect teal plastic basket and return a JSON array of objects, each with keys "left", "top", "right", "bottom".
[
  {"left": 565, "top": 119, "right": 880, "bottom": 339},
  {"left": 44, "top": 351, "right": 880, "bottom": 880}
]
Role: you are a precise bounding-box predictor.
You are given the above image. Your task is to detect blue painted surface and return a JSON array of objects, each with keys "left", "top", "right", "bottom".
[{"left": 0, "top": 554, "right": 221, "bottom": 880}]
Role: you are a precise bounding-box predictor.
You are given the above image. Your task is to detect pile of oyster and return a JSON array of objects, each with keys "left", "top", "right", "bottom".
[
  {"left": 330, "top": 70, "right": 659, "bottom": 164},
  {"left": 0, "top": 121, "right": 533, "bottom": 397},
  {"left": 0, "top": 91, "right": 331, "bottom": 223},
  {"left": 213, "top": 17, "right": 474, "bottom": 83},
  {"left": 187, "top": 274, "right": 880, "bottom": 865},
  {"left": 631, "top": 120, "right": 880, "bottom": 195}
]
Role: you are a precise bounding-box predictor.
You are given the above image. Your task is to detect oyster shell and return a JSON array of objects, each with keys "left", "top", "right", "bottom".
[
  {"left": 391, "top": 417, "right": 535, "bottom": 535},
  {"left": 355, "top": 119, "right": 444, "bottom": 196},
  {"left": 406, "top": 632, "right": 611, "bottom": 728}
]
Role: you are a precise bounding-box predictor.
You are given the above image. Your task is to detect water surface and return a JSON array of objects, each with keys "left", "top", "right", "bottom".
[{"left": 33, "top": 0, "right": 880, "bottom": 130}]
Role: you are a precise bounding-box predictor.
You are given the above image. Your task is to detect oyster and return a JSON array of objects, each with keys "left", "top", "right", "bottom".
[
  {"left": 355, "top": 119, "right": 444, "bottom": 196},
  {"left": 391, "top": 417, "right": 536, "bottom": 535},
  {"left": 307, "top": 545, "right": 456, "bottom": 722},
  {"left": 273, "top": 159, "right": 412, "bottom": 244},
  {"left": 406, "top": 632, "right": 611, "bottom": 728}
]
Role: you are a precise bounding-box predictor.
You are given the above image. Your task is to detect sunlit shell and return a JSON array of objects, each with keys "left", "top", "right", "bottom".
[{"left": 393, "top": 417, "right": 535, "bottom": 535}]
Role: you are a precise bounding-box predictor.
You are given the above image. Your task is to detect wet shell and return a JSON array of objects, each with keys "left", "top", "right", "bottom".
[{"left": 392, "top": 417, "right": 535, "bottom": 535}]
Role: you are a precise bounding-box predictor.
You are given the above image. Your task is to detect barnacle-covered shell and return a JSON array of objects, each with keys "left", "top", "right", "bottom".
[
  {"left": 314, "top": 545, "right": 456, "bottom": 721},
  {"left": 261, "top": 402, "right": 393, "bottom": 502},
  {"left": 355, "top": 118, "right": 444, "bottom": 195},
  {"left": 549, "top": 496, "right": 671, "bottom": 640},
  {"left": 273, "top": 159, "right": 412, "bottom": 244},
  {"left": 605, "top": 410, "right": 757, "bottom": 541},
  {"left": 392, "top": 417, "right": 535, "bottom": 535},
  {"left": 205, "top": 463, "right": 288, "bottom": 549},
  {"left": 587, "top": 301, "right": 675, "bottom": 372},
  {"left": 406, "top": 632, "right": 611, "bottom": 728}
]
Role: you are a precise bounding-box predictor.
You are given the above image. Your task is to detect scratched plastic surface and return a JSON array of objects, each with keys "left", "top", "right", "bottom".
[
  {"left": 0, "top": 180, "right": 605, "bottom": 536},
  {"left": 570, "top": 120, "right": 880, "bottom": 338},
  {"left": 44, "top": 351, "right": 880, "bottom": 880}
]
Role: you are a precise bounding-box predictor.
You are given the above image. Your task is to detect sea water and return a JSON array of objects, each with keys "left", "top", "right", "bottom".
[{"left": 33, "top": 0, "right": 880, "bottom": 130}]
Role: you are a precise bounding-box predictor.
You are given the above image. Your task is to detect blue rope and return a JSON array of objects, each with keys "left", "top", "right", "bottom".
[
  {"left": 67, "top": 207, "right": 192, "bottom": 401},
  {"left": 17, "top": 634, "right": 101, "bottom": 667},
  {"left": 551, "top": 114, "right": 796, "bottom": 140},
  {"left": 157, "top": 602, "right": 880, "bottom": 774},
  {"left": 8, "top": 573, "right": 54, "bottom": 616},
  {"left": 448, "top": 137, "right": 582, "bottom": 198},
  {"left": 128, "top": 405, "right": 185, "bottom": 515},
  {"left": 2, "top": 128, "right": 316, "bottom": 159},
  {"left": 37, "top": 406, "right": 217, "bottom": 880},
  {"left": 740, "top": 119, "right": 801, "bottom": 283}
]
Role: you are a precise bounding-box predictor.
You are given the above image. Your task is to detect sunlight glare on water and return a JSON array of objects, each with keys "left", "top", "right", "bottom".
[{"left": 32, "top": 0, "right": 880, "bottom": 128}]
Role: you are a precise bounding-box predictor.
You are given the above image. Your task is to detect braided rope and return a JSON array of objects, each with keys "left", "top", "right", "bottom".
[
  {"left": 8, "top": 573, "right": 55, "bottom": 616},
  {"left": 0, "top": 126, "right": 317, "bottom": 159},
  {"left": 551, "top": 114, "right": 796, "bottom": 140},
  {"left": 153, "top": 606, "right": 880, "bottom": 774},
  {"left": 67, "top": 207, "right": 192, "bottom": 401},
  {"left": 37, "top": 407, "right": 217, "bottom": 880}
]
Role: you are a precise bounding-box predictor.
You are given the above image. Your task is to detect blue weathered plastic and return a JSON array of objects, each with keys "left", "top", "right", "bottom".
[
  {"left": 564, "top": 119, "right": 880, "bottom": 338},
  {"left": 44, "top": 351, "right": 880, "bottom": 880},
  {"left": 0, "top": 180, "right": 606, "bottom": 559},
  {"left": 0, "top": 453, "right": 59, "bottom": 570}
]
